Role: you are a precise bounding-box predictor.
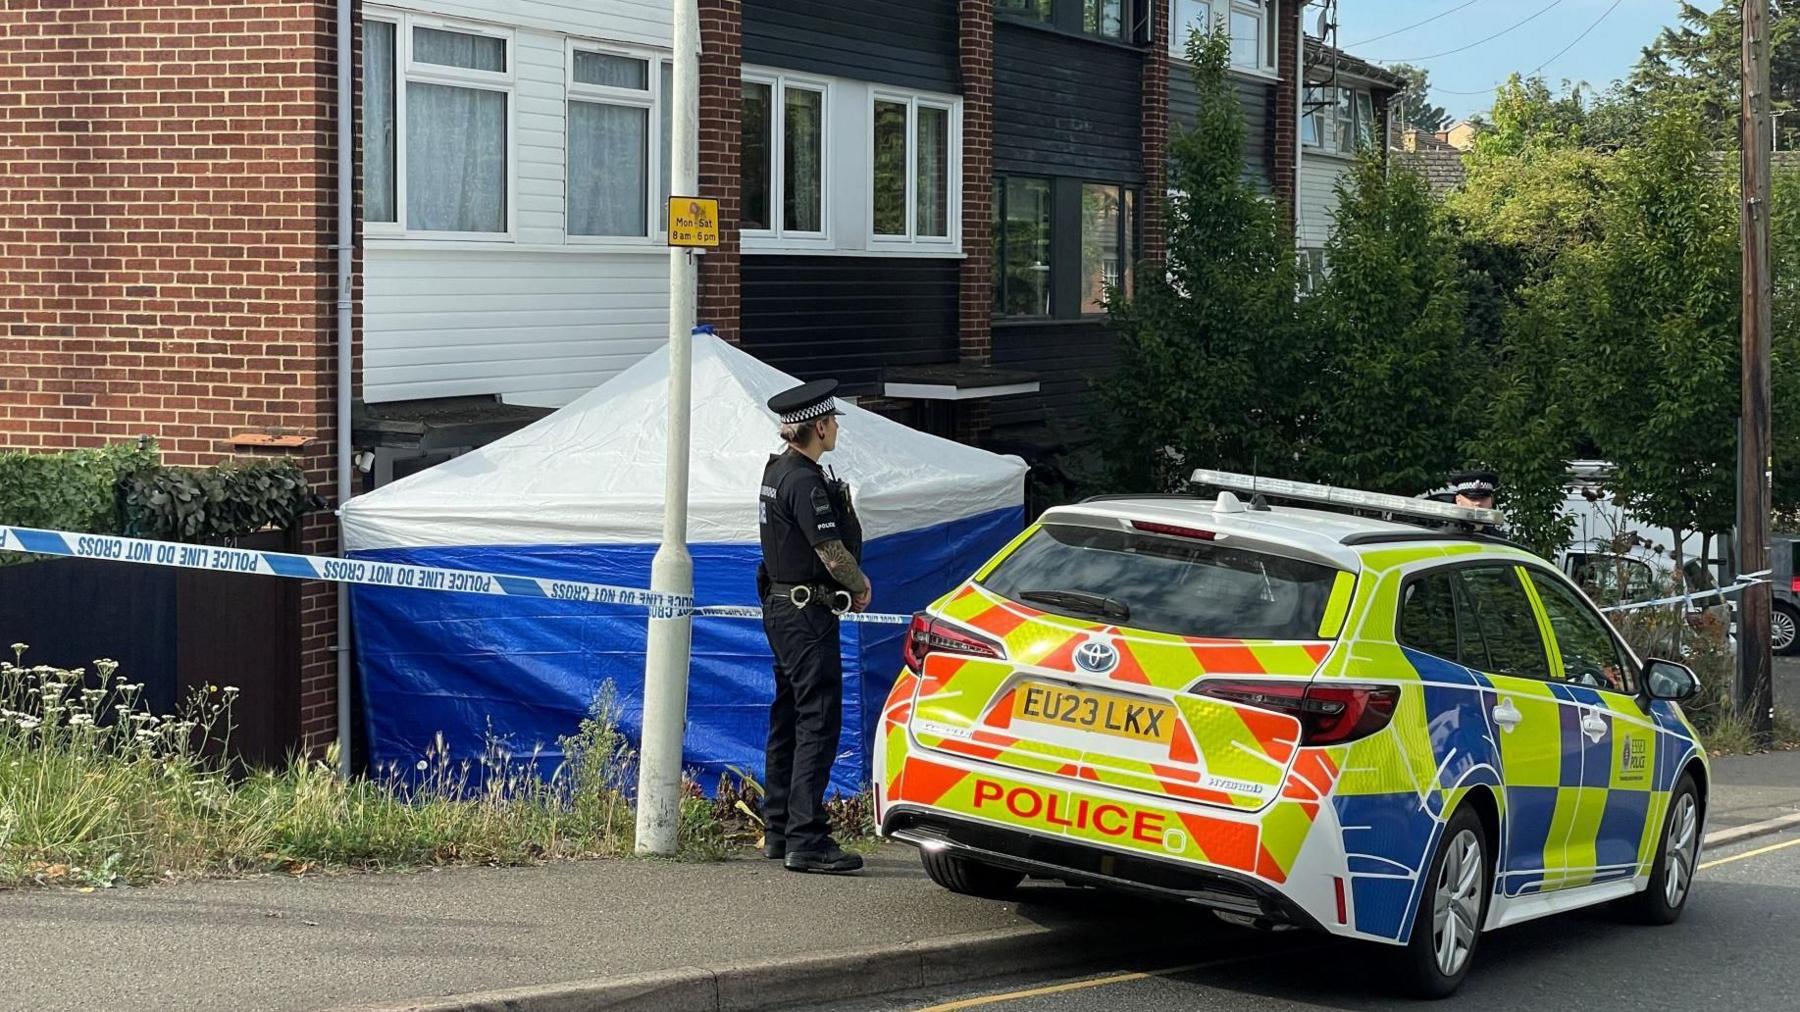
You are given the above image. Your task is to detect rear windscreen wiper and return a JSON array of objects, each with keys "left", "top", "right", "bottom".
[{"left": 1019, "top": 589, "right": 1131, "bottom": 621}]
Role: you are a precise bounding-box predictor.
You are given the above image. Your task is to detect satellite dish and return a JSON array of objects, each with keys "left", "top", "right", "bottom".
[{"left": 1313, "top": 6, "right": 1329, "bottom": 39}]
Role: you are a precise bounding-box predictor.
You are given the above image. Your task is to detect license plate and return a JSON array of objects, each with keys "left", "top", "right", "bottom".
[{"left": 1014, "top": 681, "right": 1175, "bottom": 744}]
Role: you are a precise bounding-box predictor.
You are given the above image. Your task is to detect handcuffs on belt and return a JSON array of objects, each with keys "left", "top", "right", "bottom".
[{"left": 788, "top": 583, "right": 854, "bottom": 616}]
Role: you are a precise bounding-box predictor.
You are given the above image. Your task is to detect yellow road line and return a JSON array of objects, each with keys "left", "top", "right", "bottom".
[
  {"left": 920, "top": 838, "right": 1800, "bottom": 1012},
  {"left": 1701, "top": 835, "right": 1800, "bottom": 870},
  {"left": 914, "top": 946, "right": 1329, "bottom": 1011}
]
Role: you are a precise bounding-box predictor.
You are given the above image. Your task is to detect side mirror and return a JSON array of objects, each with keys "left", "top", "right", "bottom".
[{"left": 1643, "top": 659, "right": 1701, "bottom": 702}]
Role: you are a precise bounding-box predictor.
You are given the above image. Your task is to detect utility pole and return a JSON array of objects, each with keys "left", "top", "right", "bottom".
[
  {"left": 635, "top": 0, "right": 700, "bottom": 855},
  {"left": 1739, "top": 0, "right": 1776, "bottom": 746}
]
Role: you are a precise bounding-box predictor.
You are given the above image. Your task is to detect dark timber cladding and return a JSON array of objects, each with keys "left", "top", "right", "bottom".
[
  {"left": 741, "top": 0, "right": 957, "bottom": 92},
  {"left": 993, "top": 21, "right": 1143, "bottom": 181},
  {"left": 990, "top": 320, "right": 1115, "bottom": 434},
  {"left": 1170, "top": 69, "right": 1275, "bottom": 192},
  {"left": 739, "top": 257, "right": 960, "bottom": 393}
]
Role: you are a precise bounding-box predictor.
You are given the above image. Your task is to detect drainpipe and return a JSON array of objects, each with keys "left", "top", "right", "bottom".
[
  {"left": 1294, "top": 1, "right": 1305, "bottom": 250},
  {"left": 335, "top": 0, "right": 355, "bottom": 778}
]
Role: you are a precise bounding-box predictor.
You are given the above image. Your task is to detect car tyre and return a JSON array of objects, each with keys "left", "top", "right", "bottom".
[
  {"left": 920, "top": 848, "right": 1025, "bottom": 898},
  {"left": 1624, "top": 773, "right": 1701, "bottom": 926},
  {"left": 1392, "top": 804, "right": 1489, "bottom": 1000},
  {"left": 1772, "top": 603, "right": 1800, "bottom": 657}
]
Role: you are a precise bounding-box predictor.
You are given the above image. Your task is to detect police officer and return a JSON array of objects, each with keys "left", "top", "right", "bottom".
[
  {"left": 1426, "top": 468, "right": 1500, "bottom": 510},
  {"left": 757, "top": 379, "right": 869, "bottom": 875},
  {"left": 1447, "top": 469, "right": 1499, "bottom": 510}
]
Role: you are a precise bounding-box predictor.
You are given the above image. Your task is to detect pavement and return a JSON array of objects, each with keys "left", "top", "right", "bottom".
[{"left": 4, "top": 675, "right": 1800, "bottom": 1012}]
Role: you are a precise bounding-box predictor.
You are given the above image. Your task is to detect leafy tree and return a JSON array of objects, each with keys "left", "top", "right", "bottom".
[
  {"left": 1769, "top": 167, "right": 1800, "bottom": 516},
  {"left": 1300, "top": 157, "right": 1485, "bottom": 495},
  {"left": 1097, "top": 29, "right": 1302, "bottom": 490},
  {"left": 1566, "top": 110, "right": 1742, "bottom": 568},
  {"left": 1624, "top": 1, "right": 1800, "bottom": 148},
  {"left": 1387, "top": 62, "right": 1450, "bottom": 133}
]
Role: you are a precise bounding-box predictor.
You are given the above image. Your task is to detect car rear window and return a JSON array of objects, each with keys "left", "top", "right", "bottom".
[{"left": 979, "top": 523, "right": 1343, "bottom": 640}]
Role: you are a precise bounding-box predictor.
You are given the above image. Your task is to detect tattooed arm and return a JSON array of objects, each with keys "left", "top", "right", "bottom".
[{"left": 814, "top": 539, "right": 872, "bottom": 603}]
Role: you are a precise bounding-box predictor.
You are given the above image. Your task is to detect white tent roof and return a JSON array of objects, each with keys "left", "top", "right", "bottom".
[{"left": 342, "top": 334, "right": 1029, "bottom": 551}]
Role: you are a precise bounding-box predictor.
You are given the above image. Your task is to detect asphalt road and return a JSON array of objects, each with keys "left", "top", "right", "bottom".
[{"left": 812, "top": 830, "right": 1800, "bottom": 1012}]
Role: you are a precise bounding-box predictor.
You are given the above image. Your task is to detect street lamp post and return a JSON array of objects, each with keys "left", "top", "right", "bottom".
[{"left": 634, "top": 0, "right": 701, "bottom": 855}]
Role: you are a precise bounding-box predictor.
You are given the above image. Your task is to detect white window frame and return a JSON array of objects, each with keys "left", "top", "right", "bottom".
[
  {"left": 866, "top": 91, "right": 962, "bottom": 251},
  {"left": 374, "top": 10, "right": 517, "bottom": 242},
  {"left": 1172, "top": 1, "right": 1278, "bottom": 76},
  {"left": 563, "top": 38, "right": 666, "bottom": 246},
  {"left": 741, "top": 69, "right": 832, "bottom": 247},
  {"left": 1303, "top": 82, "right": 1373, "bottom": 156}
]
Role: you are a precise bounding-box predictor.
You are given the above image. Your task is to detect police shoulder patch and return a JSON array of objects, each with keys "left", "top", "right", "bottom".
[{"left": 810, "top": 486, "right": 834, "bottom": 516}]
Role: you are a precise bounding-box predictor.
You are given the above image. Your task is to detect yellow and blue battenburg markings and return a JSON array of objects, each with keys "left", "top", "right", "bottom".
[
  {"left": 0, "top": 525, "right": 912, "bottom": 625},
  {"left": 882, "top": 533, "right": 1707, "bottom": 946}
]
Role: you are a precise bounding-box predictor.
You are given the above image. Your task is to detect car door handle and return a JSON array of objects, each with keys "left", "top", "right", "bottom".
[
  {"left": 1581, "top": 711, "right": 1609, "bottom": 743},
  {"left": 1492, "top": 698, "right": 1523, "bottom": 732}
]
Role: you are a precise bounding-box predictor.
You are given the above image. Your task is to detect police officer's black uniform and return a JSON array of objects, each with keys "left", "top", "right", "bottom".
[{"left": 757, "top": 379, "right": 865, "bottom": 874}]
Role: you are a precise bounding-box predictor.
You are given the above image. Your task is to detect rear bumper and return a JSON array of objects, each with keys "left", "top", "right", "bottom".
[{"left": 883, "top": 805, "right": 1326, "bottom": 932}]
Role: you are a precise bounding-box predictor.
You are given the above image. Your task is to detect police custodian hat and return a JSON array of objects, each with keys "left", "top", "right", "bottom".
[
  {"left": 768, "top": 379, "right": 844, "bottom": 425},
  {"left": 1450, "top": 469, "right": 1499, "bottom": 497}
]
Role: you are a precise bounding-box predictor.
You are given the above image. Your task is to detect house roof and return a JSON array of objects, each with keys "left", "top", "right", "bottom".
[
  {"left": 1395, "top": 146, "right": 1467, "bottom": 195},
  {"left": 1304, "top": 38, "right": 1409, "bottom": 91}
]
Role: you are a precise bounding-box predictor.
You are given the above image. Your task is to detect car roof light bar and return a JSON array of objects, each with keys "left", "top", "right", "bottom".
[{"left": 1190, "top": 469, "right": 1507, "bottom": 528}]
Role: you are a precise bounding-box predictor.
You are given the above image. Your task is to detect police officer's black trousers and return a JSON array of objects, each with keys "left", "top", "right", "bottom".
[{"left": 762, "top": 595, "right": 843, "bottom": 854}]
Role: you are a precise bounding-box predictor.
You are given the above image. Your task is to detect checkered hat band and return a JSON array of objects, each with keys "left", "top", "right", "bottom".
[{"left": 780, "top": 399, "right": 836, "bottom": 425}]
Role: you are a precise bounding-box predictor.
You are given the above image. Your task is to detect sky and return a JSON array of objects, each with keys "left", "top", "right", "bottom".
[{"left": 1334, "top": 0, "right": 1723, "bottom": 122}]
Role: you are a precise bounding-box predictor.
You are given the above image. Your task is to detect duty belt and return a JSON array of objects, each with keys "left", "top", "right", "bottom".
[{"left": 768, "top": 580, "right": 853, "bottom": 616}]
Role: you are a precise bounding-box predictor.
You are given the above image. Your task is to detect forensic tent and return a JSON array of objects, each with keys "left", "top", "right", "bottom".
[{"left": 340, "top": 334, "right": 1028, "bottom": 793}]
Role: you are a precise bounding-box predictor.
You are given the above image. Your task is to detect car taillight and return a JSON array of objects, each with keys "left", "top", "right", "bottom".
[
  {"left": 1193, "top": 679, "right": 1400, "bottom": 746},
  {"left": 1791, "top": 576, "right": 1800, "bottom": 594},
  {"left": 902, "top": 613, "right": 1005, "bottom": 673},
  {"left": 1131, "top": 520, "right": 1217, "bottom": 540}
]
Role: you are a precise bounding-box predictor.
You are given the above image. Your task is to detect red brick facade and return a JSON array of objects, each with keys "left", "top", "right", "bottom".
[
  {"left": 697, "top": 0, "right": 742, "bottom": 343},
  {"left": 1140, "top": 3, "right": 1169, "bottom": 266},
  {"left": 1270, "top": 0, "right": 1302, "bottom": 243},
  {"left": 0, "top": 0, "right": 348, "bottom": 752},
  {"left": 957, "top": 0, "right": 995, "bottom": 367}
]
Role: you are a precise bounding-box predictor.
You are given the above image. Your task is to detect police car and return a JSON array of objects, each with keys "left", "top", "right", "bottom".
[{"left": 874, "top": 470, "right": 1708, "bottom": 998}]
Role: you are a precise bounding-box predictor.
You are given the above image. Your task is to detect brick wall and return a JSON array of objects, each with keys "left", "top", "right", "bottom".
[
  {"left": 957, "top": 0, "right": 994, "bottom": 366},
  {"left": 1140, "top": 2, "right": 1168, "bottom": 266},
  {"left": 697, "top": 0, "right": 742, "bottom": 342},
  {"left": 0, "top": 0, "right": 348, "bottom": 753},
  {"left": 1270, "top": 0, "right": 1300, "bottom": 243}
]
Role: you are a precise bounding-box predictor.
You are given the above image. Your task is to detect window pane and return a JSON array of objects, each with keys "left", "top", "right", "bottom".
[
  {"left": 741, "top": 81, "right": 771, "bottom": 230},
  {"left": 1337, "top": 88, "right": 1356, "bottom": 153},
  {"left": 364, "top": 21, "right": 397, "bottom": 223},
  {"left": 783, "top": 86, "right": 823, "bottom": 233},
  {"left": 916, "top": 106, "right": 949, "bottom": 237},
  {"left": 1398, "top": 574, "right": 1461, "bottom": 663},
  {"left": 574, "top": 50, "right": 649, "bottom": 90},
  {"left": 872, "top": 100, "right": 908, "bottom": 237},
  {"left": 998, "top": 0, "right": 1052, "bottom": 21},
  {"left": 1083, "top": 0, "right": 1123, "bottom": 38},
  {"left": 1001, "top": 177, "right": 1051, "bottom": 317},
  {"left": 1081, "top": 184, "right": 1122, "bottom": 314},
  {"left": 659, "top": 61, "right": 673, "bottom": 218},
  {"left": 406, "top": 82, "right": 506, "bottom": 232},
  {"left": 1302, "top": 88, "right": 1323, "bottom": 147},
  {"left": 980, "top": 524, "right": 1343, "bottom": 640},
  {"left": 414, "top": 27, "right": 505, "bottom": 72},
  {"left": 569, "top": 102, "right": 648, "bottom": 236},
  {"left": 1356, "top": 90, "right": 1376, "bottom": 148},
  {"left": 1456, "top": 568, "right": 1551, "bottom": 679},
  {"left": 1122, "top": 187, "right": 1135, "bottom": 298},
  {"left": 1173, "top": 0, "right": 1213, "bottom": 54},
  {"left": 1529, "top": 572, "right": 1638, "bottom": 694},
  {"left": 1228, "top": 9, "right": 1260, "bottom": 67}
]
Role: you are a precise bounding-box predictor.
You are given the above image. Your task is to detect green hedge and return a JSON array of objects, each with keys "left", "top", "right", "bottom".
[{"left": 0, "top": 443, "right": 318, "bottom": 552}]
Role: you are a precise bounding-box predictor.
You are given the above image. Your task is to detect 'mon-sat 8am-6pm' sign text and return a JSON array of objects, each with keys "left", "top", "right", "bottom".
[{"left": 667, "top": 196, "right": 719, "bottom": 248}]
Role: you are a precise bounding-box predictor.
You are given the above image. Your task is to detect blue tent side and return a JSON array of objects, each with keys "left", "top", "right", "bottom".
[{"left": 349, "top": 505, "right": 1022, "bottom": 795}]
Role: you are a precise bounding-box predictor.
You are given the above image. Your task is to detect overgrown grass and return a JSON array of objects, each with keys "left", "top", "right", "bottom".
[{"left": 0, "top": 645, "right": 879, "bottom": 888}]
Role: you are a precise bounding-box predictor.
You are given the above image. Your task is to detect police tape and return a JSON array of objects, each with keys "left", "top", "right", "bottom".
[
  {"left": 0, "top": 525, "right": 914, "bottom": 626},
  {"left": 1595, "top": 572, "right": 1772, "bottom": 615}
]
